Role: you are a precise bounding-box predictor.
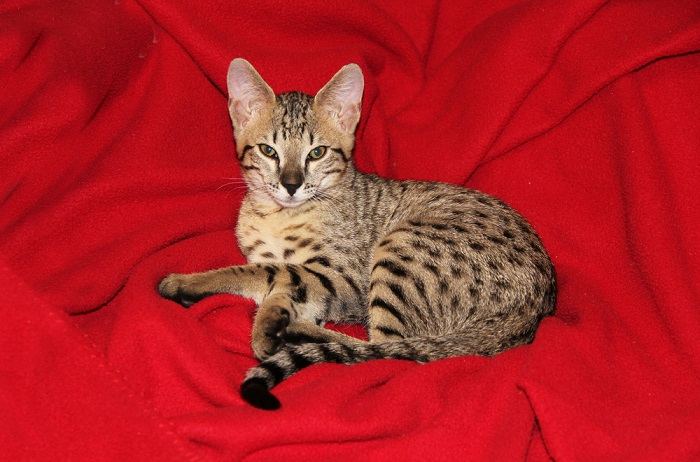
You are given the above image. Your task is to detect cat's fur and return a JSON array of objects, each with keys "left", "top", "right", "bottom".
[{"left": 158, "top": 59, "right": 556, "bottom": 410}]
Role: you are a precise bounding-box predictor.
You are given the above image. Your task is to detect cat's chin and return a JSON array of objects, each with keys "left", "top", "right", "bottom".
[
  {"left": 273, "top": 196, "right": 307, "bottom": 208},
  {"left": 248, "top": 191, "right": 307, "bottom": 209}
]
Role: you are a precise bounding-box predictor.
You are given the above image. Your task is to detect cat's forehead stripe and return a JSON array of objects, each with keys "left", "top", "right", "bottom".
[{"left": 276, "top": 91, "right": 313, "bottom": 140}]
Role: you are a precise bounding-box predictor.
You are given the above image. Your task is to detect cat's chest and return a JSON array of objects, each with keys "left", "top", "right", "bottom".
[{"left": 237, "top": 209, "right": 324, "bottom": 264}]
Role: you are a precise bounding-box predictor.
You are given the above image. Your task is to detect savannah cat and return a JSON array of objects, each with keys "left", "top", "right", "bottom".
[{"left": 158, "top": 58, "right": 556, "bottom": 410}]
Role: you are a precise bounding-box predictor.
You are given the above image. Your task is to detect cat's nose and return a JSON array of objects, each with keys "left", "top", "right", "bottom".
[{"left": 282, "top": 181, "right": 302, "bottom": 196}]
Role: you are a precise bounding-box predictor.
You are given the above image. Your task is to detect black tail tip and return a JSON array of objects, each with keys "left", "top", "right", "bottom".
[{"left": 240, "top": 378, "right": 281, "bottom": 410}]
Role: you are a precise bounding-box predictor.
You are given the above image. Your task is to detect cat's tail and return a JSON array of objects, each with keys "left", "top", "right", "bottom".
[{"left": 240, "top": 327, "right": 531, "bottom": 410}]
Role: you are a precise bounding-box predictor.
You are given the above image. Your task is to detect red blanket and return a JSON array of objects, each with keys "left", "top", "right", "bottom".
[{"left": 2, "top": 0, "right": 699, "bottom": 460}]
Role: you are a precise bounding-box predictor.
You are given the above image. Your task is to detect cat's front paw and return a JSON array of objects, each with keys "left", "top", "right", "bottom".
[
  {"left": 158, "top": 273, "right": 201, "bottom": 307},
  {"left": 252, "top": 303, "right": 291, "bottom": 360}
]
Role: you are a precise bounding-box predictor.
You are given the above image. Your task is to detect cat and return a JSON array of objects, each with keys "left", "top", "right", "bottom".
[{"left": 158, "top": 58, "right": 556, "bottom": 410}]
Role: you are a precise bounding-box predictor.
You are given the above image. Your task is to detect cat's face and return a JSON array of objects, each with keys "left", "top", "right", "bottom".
[{"left": 227, "top": 59, "right": 364, "bottom": 208}]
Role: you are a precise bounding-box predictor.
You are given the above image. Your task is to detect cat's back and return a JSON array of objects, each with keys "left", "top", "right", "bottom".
[{"left": 375, "top": 177, "right": 556, "bottom": 316}]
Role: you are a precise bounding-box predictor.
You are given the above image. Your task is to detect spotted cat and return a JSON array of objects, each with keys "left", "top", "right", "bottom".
[{"left": 158, "top": 58, "right": 556, "bottom": 410}]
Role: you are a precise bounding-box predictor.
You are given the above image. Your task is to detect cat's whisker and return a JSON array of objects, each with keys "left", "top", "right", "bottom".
[
  {"left": 311, "top": 189, "right": 342, "bottom": 206},
  {"left": 216, "top": 182, "right": 247, "bottom": 191},
  {"left": 316, "top": 195, "right": 344, "bottom": 210},
  {"left": 217, "top": 180, "right": 249, "bottom": 186}
]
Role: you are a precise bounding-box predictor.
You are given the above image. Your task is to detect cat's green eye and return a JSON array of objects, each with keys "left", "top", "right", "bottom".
[
  {"left": 258, "top": 144, "right": 277, "bottom": 158},
  {"left": 308, "top": 146, "right": 327, "bottom": 160}
]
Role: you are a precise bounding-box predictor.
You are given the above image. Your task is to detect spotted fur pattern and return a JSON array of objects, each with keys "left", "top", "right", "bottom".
[{"left": 158, "top": 59, "right": 556, "bottom": 410}]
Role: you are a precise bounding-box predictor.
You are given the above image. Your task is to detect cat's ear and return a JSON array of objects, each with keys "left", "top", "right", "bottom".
[
  {"left": 227, "top": 58, "right": 275, "bottom": 132},
  {"left": 314, "top": 64, "right": 364, "bottom": 134}
]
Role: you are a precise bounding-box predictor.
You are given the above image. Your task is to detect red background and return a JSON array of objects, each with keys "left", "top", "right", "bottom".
[{"left": 1, "top": 1, "right": 699, "bottom": 460}]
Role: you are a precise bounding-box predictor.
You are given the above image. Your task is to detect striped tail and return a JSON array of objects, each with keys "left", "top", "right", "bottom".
[{"left": 239, "top": 327, "right": 525, "bottom": 410}]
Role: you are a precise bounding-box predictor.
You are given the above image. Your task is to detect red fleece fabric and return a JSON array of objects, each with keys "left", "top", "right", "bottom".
[{"left": 1, "top": 1, "right": 699, "bottom": 460}]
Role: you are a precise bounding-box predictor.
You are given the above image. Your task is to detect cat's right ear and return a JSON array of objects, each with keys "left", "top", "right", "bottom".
[{"left": 227, "top": 58, "right": 275, "bottom": 133}]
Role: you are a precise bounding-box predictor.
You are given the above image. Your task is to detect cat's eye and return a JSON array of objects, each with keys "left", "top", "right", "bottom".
[
  {"left": 307, "top": 146, "right": 327, "bottom": 160},
  {"left": 258, "top": 144, "right": 277, "bottom": 158}
]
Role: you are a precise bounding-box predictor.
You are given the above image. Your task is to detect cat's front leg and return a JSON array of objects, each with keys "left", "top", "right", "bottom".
[
  {"left": 158, "top": 262, "right": 353, "bottom": 360},
  {"left": 158, "top": 265, "right": 269, "bottom": 307},
  {"left": 158, "top": 265, "right": 301, "bottom": 358}
]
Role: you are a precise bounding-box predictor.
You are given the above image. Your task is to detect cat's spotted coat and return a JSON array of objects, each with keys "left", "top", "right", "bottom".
[{"left": 159, "top": 59, "right": 556, "bottom": 409}]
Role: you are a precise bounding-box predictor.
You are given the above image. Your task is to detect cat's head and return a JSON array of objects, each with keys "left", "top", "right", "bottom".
[{"left": 226, "top": 58, "right": 364, "bottom": 208}]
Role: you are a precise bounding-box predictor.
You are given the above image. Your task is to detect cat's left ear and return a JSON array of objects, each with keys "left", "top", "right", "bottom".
[{"left": 314, "top": 64, "right": 364, "bottom": 134}]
